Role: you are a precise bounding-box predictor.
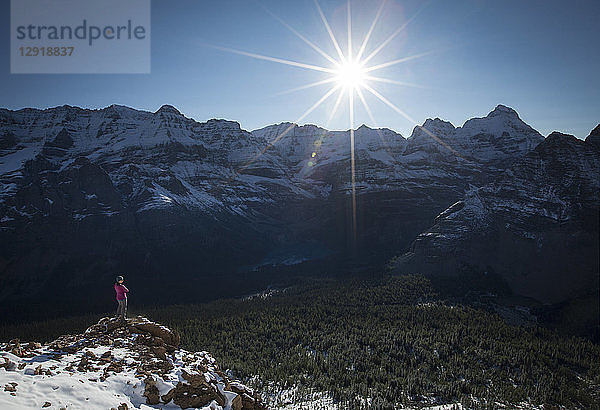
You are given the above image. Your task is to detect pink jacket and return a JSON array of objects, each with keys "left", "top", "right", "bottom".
[{"left": 115, "top": 283, "right": 129, "bottom": 301}]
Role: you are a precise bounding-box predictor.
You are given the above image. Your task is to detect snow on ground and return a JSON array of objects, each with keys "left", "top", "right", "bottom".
[{"left": 0, "top": 316, "right": 263, "bottom": 410}]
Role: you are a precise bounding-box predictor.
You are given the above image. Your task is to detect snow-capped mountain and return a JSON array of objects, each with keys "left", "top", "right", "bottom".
[
  {"left": 450, "top": 104, "right": 544, "bottom": 165},
  {"left": 402, "top": 105, "right": 544, "bottom": 179},
  {"left": 0, "top": 316, "right": 264, "bottom": 409},
  {"left": 0, "top": 103, "right": 595, "bottom": 316},
  {"left": 0, "top": 104, "right": 289, "bottom": 218},
  {"left": 0, "top": 103, "right": 542, "bottom": 221},
  {"left": 404, "top": 117, "right": 456, "bottom": 157}
]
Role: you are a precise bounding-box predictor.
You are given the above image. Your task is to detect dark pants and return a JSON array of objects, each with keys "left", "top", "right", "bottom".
[{"left": 116, "top": 299, "right": 127, "bottom": 319}]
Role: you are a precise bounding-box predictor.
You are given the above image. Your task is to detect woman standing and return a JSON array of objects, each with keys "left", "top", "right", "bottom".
[{"left": 114, "top": 275, "right": 129, "bottom": 320}]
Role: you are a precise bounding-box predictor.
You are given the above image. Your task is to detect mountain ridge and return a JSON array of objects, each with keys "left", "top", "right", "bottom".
[{"left": 3, "top": 102, "right": 590, "bottom": 140}]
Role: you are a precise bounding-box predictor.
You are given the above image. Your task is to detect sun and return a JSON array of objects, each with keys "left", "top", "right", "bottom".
[
  {"left": 334, "top": 59, "right": 366, "bottom": 89},
  {"left": 213, "top": 0, "right": 429, "bottom": 132},
  {"left": 213, "top": 0, "right": 436, "bottom": 242}
]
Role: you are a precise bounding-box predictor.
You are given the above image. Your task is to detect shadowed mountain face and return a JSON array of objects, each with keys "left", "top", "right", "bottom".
[
  {"left": 396, "top": 129, "right": 600, "bottom": 337},
  {"left": 398, "top": 131, "right": 599, "bottom": 295},
  {"left": 0, "top": 104, "right": 595, "bottom": 324}
]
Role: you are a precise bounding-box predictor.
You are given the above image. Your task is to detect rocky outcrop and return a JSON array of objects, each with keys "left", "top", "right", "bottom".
[
  {"left": 128, "top": 319, "right": 181, "bottom": 348},
  {"left": 41, "top": 128, "right": 74, "bottom": 157},
  {"left": 0, "top": 316, "right": 265, "bottom": 409}
]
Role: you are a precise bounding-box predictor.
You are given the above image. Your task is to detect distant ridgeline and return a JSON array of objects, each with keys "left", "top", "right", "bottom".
[{"left": 0, "top": 104, "right": 598, "bottom": 331}]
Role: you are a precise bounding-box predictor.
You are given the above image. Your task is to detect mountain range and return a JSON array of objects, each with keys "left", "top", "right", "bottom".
[{"left": 0, "top": 104, "right": 597, "bottom": 332}]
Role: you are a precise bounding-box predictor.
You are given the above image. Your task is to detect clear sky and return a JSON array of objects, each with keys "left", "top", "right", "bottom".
[{"left": 1, "top": 0, "right": 598, "bottom": 139}]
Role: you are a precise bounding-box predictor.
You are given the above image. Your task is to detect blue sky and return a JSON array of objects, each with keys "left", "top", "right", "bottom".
[{"left": 1, "top": 0, "right": 598, "bottom": 139}]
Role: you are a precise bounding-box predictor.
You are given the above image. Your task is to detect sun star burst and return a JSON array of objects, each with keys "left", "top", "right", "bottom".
[
  {"left": 213, "top": 0, "right": 440, "bottom": 243},
  {"left": 334, "top": 59, "right": 367, "bottom": 90}
]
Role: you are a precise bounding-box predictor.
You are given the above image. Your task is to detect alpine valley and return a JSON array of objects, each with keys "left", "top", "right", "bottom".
[{"left": 0, "top": 104, "right": 598, "bottom": 338}]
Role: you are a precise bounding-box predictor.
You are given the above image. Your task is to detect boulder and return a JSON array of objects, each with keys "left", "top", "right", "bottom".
[
  {"left": 231, "top": 394, "right": 243, "bottom": 410},
  {"left": 4, "top": 383, "right": 17, "bottom": 392},
  {"left": 151, "top": 346, "right": 167, "bottom": 361},
  {"left": 143, "top": 376, "right": 160, "bottom": 405},
  {"left": 129, "top": 318, "right": 180, "bottom": 348},
  {"left": 159, "top": 369, "right": 227, "bottom": 408},
  {"left": 167, "top": 381, "right": 225, "bottom": 409},
  {"left": 0, "top": 358, "right": 15, "bottom": 371}
]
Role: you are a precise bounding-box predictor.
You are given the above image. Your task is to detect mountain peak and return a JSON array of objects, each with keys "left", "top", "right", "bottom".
[
  {"left": 536, "top": 131, "right": 585, "bottom": 153},
  {"left": 204, "top": 118, "right": 242, "bottom": 131},
  {"left": 487, "top": 104, "right": 519, "bottom": 118},
  {"left": 409, "top": 117, "right": 455, "bottom": 140},
  {"left": 545, "top": 131, "right": 579, "bottom": 142},
  {"left": 423, "top": 117, "right": 455, "bottom": 129},
  {"left": 155, "top": 104, "right": 182, "bottom": 115}
]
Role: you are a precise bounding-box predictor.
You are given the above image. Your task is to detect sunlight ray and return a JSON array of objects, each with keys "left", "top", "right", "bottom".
[
  {"left": 355, "top": 0, "right": 386, "bottom": 61},
  {"left": 326, "top": 87, "right": 345, "bottom": 127},
  {"left": 263, "top": 7, "right": 338, "bottom": 65},
  {"left": 347, "top": 0, "right": 352, "bottom": 60},
  {"left": 215, "top": 1, "right": 441, "bottom": 241},
  {"left": 363, "top": 84, "right": 463, "bottom": 157},
  {"left": 281, "top": 83, "right": 341, "bottom": 137},
  {"left": 364, "top": 75, "right": 428, "bottom": 89},
  {"left": 364, "top": 51, "right": 433, "bottom": 73},
  {"left": 239, "top": 84, "right": 342, "bottom": 174},
  {"left": 363, "top": 83, "right": 419, "bottom": 125},
  {"left": 349, "top": 89, "right": 357, "bottom": 243},
  {"left": 305, "top": 88, "right": 345, "bottom": 167},
  {"left": 355, "top": 86, "right": 389, "bottom": 148},
  {"left": 273, "top": 77, "right": 337, "bottom": 97},
  {"left": 362, "top": 6, "right": 424, "bottom": 64},
  {"left": 314, "top": 0, "right": 346, "bottom": 63},
  {"left": 211, "top": 45, "right": 335, "bottom": 73}
]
